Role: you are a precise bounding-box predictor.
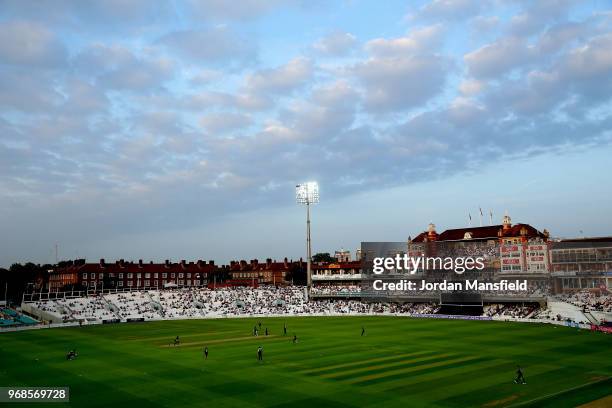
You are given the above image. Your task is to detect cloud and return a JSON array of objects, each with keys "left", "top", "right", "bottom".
[
  {"left": 458, "top": 79, "right": 486, "bottom": 96},
  {"left": 0, "top": 21, "right": 66, "bottom": 68},
  {"left": 464, "top": 36, "right": 534, "bottom": 78},
  {"left": 0, "top": 69, "right": 62, "bottom": 112},
  {"left": 355, "top": 55, "right": 450, "bottom": 112},
  {"left": 313, "top": 31, "right": 357, "bottom": 56},
  {"left": 185, "top": 91, "right": 272, "bottom": 112},
  {"left": 537, "top": 22, "right": 588, "bottom": 54},
  {"left": 245, "top": 57, "right": 313, "bottom": 95},
  {"left": 0, "top": 0, "right": 175, "bottom": 32},
  {"left": 1, "top": 0, "right": 611, "bottom": 266},
  {"left": 355, "top": 25, "right": 450, "bottom": 112},
  {"left": 563, "top": 33, "right": 612, "bottom": 79},
  {"left": 470, "top": 16, "right": 500, "bottom": 33},
  {"left": 200, "top": 112, "right": 253, "bottom": 134},
  {"left": 76, "top": 44, "right": 174, "bottom": 91},
  {"left": 364, "top": 25, "right": 444, "bottom": 57},
  {"left": 158, "top": 27, "right": 256, "bottom": 66},
  {"left": 508, "top": 0, "right": 575, "bottom": 36},
  {"left": 186, "top": 0, "right": 291, "bottom": 21},
  {"left": 412, "top": 0, "right": 483, "bottom": 21}
]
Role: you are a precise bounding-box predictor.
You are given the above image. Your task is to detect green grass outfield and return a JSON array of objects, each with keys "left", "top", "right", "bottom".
[{"left": 1, "top": 316, "right": 610, "bottom": 408}]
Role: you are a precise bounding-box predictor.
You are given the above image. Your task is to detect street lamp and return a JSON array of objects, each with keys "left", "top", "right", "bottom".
[{"left": 296, "top": 182, "right": 319, "bottom": 289}]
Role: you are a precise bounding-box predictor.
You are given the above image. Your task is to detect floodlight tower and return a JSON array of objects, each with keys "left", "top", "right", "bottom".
[{"left": 296, "top": 182, "right": 319, "bottom": 288}]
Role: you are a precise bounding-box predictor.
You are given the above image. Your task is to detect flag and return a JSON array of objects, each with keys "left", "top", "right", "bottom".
[
  {"left": 469, "top": 213, "right": 472, "bottom": 221},
  {"left": 479, "top": 207, "right": 483, "bottom": 217}
]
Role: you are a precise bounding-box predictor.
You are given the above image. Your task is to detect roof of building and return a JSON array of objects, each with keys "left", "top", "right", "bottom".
[
  {"left": 551, "top": 237, "right": 612, "bottom": 249},
  {"left": 52, "top": 259, "right": 217, "bottom": 275},
  {"left": 411, "top": 223, "right": 546, "bottom": 243}
]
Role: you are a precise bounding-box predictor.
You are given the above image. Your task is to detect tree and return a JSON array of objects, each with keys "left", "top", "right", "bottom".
[
  {"left": 312, "top": 252, "right": 335, "bottom": 263},
  {"left": 2, "top": 262, "right": 45, "bottom": 305}
]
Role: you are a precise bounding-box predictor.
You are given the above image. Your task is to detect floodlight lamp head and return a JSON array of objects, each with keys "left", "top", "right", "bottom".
[{"left": 296, "top": 182, "right": 319, "bottom": 204}]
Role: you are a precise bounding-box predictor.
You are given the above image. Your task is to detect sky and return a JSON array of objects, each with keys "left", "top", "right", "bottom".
[{"left": 1, "top": 0, "right": 612, "bottom": 267}]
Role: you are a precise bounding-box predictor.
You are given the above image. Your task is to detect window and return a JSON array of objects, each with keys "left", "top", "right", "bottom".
[
  {"left": 99, "top": 273, "right": 104, "bottom": 279},
  {"left": 162, "top": 273, "right": 167, "bottom": 278},
  {"left": 178, "top": 280, "right": 184, "bottom": 285},
  {"left": 178, "top": 273, "right": 184, "bottom": 278},
  {"left": 127, "top": 281, "right": 133, "bottom": 287},
  {"left": 145, "top": 273, "right": 150, "bottom": 278},
  {"left": 154, "top": 273, "right": 158, "bottom": 278},
  {"left": 83, "top": 273, "right": 88, "bottom": 279},
  {"left": 144, "top": 280, "right": 150, "bottom": 286},
  {"left": 118, "top": 273, "right": 123, "bottom": 279},
  {"left": 117, "top": 281, "right": 123, "bottom": 287},
  {"left": 171, "top": 273, "right": 175, "bottom": 278},
  {"left": 186, "top": 280, "right": 191, "bottom": 286},
  {"left": 127, "top": 273, "right": 133, "bottom": 279}
]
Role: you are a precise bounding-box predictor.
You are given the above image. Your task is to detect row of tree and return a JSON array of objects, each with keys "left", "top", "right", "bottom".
[{"left": 0, "top": 263, "right": 52, "bottom": 305}]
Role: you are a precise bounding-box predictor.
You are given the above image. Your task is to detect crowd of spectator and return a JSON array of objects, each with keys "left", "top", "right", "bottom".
[
  {"left": 553, "top": 290, "right": 612, "bottom": 312},
  {"left": 484, "top": 303, "right": 539, "bottom": 318},
  {"left": 311, "top": 284, "right": 361, "bottom": 295},
  {"left": 20, "top": 285, "right": 610, "bottom": 325},
  {"left": 55, "top": 297, "right": 116, "bottom": 321},
  {"left": 107, "top": 292, "right": 161, "bottom": 320}
]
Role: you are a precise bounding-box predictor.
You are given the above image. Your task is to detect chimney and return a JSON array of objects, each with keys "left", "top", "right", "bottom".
[
  {"left": 208, "top": 260, "right": 214, "bottom": 266},
  {"left": 138, "top": 259, "right": 143, "bottom": 267},
  {"left": 119, "top": 259, "right": 125, "bottom": 267},
  {"left": 266, "top": 258, "right": 272, "bottom": 268},
  {"left": 99, "top": 258, "right": 105, "bottom": 268},
  {"left": 165, "top": 259, "right": 170, "bottom": 268},
  {"left": 197, "top": 260, "right": 204, "bottom": 268}
]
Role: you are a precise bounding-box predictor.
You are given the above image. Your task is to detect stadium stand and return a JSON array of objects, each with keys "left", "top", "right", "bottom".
[
  {"left": 0, "top": 308, "right": 38, "bottom": 327},
  {"left": 15, "top": 285, "right": 611, "bottom": 328}
]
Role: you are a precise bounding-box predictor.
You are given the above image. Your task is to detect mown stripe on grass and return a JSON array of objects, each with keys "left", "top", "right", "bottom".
[
  {"left": 383, "top": 359, "right": 518, "bottom": 393},
  {"left": 301, "top": 350, "right": 437, "bottom": 375},
  {"left": 159, "top": 335, "right": 280, "bottom": 347},
  {"left": 433, "top": 365, "right": 572, "bottom": 406},
  {"left": 505, "top": 375, "right": 612, "bottom": 408},
  {"left": 346, "top": 355, "right": 481, "bottom": 385},
  {"left": 356, "top": 356, "right": 495, "bottom": 388},
  {"left": 322, "top": 353, "right": 455, "bottom": 380}
]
